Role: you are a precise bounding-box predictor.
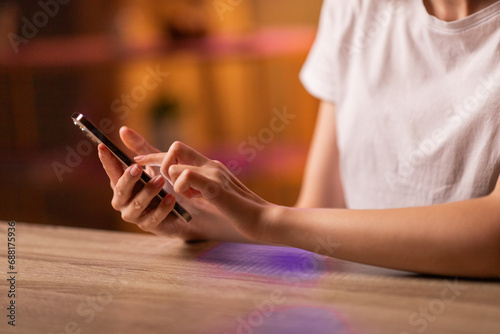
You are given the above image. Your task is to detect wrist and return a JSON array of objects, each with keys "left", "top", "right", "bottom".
[{"left": 258, "top": 204, "right": 290, "bottom": 245}]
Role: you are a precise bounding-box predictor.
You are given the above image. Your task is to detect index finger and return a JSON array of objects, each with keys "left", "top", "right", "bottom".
[
  {"left": 135, "top": 141, "right": 210, "bottom": 180},
  {"left": 133, "top": 153, "right": 167, "bottom": 166},
  {"left": 136, "top": 142, "right": 209, "bottom": 167}
]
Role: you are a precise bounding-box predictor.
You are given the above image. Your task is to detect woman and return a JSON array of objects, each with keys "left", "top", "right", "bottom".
[{"left": 99, "top": 0, "right": 500, "bottom": 278}]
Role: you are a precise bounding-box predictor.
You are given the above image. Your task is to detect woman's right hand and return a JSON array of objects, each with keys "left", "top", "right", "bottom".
[{"left": 98, "top": 126, "right": 249, "bottom": 243}]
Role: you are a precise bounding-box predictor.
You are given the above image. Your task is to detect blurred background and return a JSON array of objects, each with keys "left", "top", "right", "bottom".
[{"left": 0, "top": 0, "right": 322, "bottom": 232}]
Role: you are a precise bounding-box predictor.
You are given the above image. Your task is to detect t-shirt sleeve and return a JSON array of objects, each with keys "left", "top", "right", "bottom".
[{"left": 300, "top": 0, "right": 344, "bottom": 104}]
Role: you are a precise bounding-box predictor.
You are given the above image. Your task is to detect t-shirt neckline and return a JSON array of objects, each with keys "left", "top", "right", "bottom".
[{"left": 414, "top": 0, "right": 500, "bottom": 32}]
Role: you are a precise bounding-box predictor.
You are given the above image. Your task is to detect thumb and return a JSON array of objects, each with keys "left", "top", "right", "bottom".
[{"left": 119, "top": 126, "right": 160, "bottom": 155}]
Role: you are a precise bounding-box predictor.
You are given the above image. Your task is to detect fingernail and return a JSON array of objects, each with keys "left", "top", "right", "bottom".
[
  {"left": 164, "top": 194, "right": 174, "bottom": 205},
  {"left": 134, "top": 155, "right": 144, "bottom": 161},
  {"left": 130, "top": 165, "right": 141, "bottom": 177},
  {"left": 153, "top": 175, "right": 164, "bottom": 187}
]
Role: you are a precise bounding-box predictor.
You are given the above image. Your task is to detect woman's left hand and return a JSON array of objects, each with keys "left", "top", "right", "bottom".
[{"left": 134, "top": 141, "right": 273, "bottom": 241}]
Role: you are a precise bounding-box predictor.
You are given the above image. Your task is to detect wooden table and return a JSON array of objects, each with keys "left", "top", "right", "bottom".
[{"left": 1, "top": 222, "right": 499, "bottom": 334}]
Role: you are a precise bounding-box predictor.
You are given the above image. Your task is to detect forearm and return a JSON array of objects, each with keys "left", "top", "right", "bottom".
[
  {"left": 295, "top": 101, "right": 346, "bottom": 209},
  {"left": 264, "top": 194, "right": 500, "bottom": 278},
  {"left": 137, "top": 140, "right": 500, "bottom": 277}
]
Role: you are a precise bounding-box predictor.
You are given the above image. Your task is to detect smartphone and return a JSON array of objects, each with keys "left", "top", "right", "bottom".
[{"left": 72, "top": 112, "right": 192, "bottom": 223}]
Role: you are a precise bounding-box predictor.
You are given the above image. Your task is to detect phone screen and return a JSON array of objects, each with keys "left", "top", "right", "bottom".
[{"left": 72, "top": 113, "right": 192, "bottom": 223}]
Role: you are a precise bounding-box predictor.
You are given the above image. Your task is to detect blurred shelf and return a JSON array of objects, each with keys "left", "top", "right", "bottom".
[
  {"left": 0, "top": 149, "right": 119, "bottom": 229},
  {"left": 1, "top": 20, "right": 318, "bottom": 226},
  {"left": 0, "top": 26, "right": 316, "bottom": 69}
]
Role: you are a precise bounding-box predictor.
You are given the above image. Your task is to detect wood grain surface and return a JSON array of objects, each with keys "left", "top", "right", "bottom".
[{"left": 0, "top": 222, "right": 499, "bottom": 334}]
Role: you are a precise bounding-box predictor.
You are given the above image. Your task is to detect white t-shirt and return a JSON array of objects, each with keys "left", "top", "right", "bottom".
[{"left": 300, "top": 0, "right": 500, "bottom": 209}]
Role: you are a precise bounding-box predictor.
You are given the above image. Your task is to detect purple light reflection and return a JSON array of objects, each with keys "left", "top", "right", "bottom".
[
  {"left": 221, "top": 306, "right": 353, "bottom": 334},
  {"left": 197, "top": 243, "right": 334, "bottom": 283}
]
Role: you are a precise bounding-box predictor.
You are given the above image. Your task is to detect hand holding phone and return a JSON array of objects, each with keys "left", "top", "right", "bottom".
[{"left": 72, "top": 113, "right": 192, "bottom": 223}]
